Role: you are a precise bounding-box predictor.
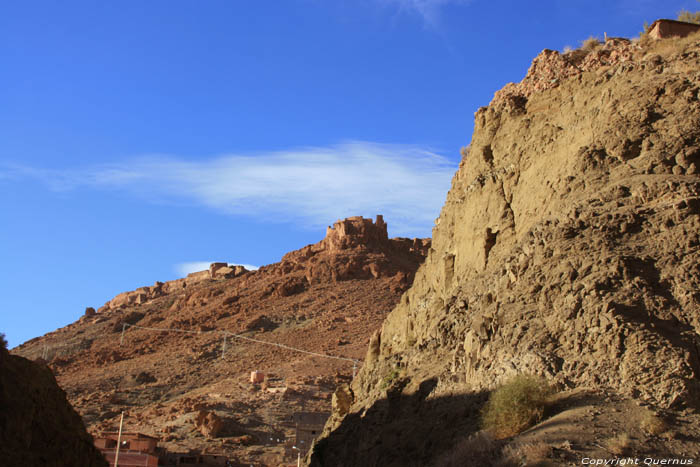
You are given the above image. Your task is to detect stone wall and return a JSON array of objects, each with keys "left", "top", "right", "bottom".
[
  {"left": 323, "top": 215, "right": 389, "bottom": 251},
  {"left": 649, "top": 19, "right": 700, "bottom": 40}
]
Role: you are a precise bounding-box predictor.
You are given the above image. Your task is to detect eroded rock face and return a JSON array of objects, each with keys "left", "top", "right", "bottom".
[
  {"left": 311, "top": 36, "right": 700, "bottom": 467},
  {"left": 493, "top": 38, "right": 640, "bottom": 105},
  {"left": 332, "top": 384, "right": 354, "bottom": 418},
  {"left": 0, "top": 347, "right": 108, "bottom": 467}
]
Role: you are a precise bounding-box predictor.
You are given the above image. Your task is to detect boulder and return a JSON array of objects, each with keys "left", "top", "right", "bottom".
[{"left": 193, "top": 410, "right": 224, "bottom": 438}]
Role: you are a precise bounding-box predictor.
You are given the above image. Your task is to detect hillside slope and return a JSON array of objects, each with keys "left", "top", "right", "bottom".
[
  {"left": 12, "top": 215, "right": 429, "bottom": 465},
  {"left": 0, "top": 345, "right": 108, "bottom": 467},
  {"left": 310, "top": 35, "right": 700, "bottom": 466}
]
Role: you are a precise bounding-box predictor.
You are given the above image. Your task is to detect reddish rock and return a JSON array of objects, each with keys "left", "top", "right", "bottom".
[
  {"left": 193, "top": 410, "right": 224, "bottom": 438},
  {"left": 209, "top": 262, "right": 228, "bottom": 278}
]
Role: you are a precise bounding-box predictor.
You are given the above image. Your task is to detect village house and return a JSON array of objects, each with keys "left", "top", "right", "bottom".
[
  {"left": 95, "top": 432, "right": 159, "bottom": 467},
  {"left": 647, "top": 18, "right": 700, "bottom": 39},
  {"left": 94, "top": 431, "right": 230, "bottom": 466}
]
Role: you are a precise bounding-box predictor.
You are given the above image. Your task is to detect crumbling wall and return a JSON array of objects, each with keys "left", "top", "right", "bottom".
[{"left": 323, "top": 215, "right": 389, "bottom": 251}]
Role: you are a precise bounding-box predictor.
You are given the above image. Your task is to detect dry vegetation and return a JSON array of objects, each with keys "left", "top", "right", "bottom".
[
  {"left": 638, "top": 407, "right": 668, "bottom": 437},
  {"left": 641, "top": 25, "right": 700, "bottom": 56},
  {"left": 379, "top": 367, "right": 401, "bottom": 389},
  {"left": 435, "top": 432, "right": 510, "bottom": 467},
  {"left": 678, "top": 8, "right": 700, "bottom": 25},
  {"left": 580, "top": 36, "right": 601, "bottom": 52},
  {"left": 501, "top": 441, "right": 552, "bottom": 467},
  {"left": 604, "top": 432, "right": 632, "bottom": 455},
  {"left": 562, "top": 35, "right": 602, "bottom": 64},
  {"left": 638, "top": 6, "right": 700, "bottom": 42},
  {"left": 481, "top": 375, "right": 554, "bottom": 439},
  {"left": 436, "top": 432, "right": 553, "bottom": 467}
]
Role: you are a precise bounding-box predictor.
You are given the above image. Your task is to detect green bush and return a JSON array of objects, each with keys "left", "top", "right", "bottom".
[
  {"left": 0, "top": 333, "right": 7, "bottom": 349},
  {"left": 481, "top": 375, "right": 554, "bottom": 439},
  {"left": 380, "top": 368, "right": 401, "bottom": 390}
]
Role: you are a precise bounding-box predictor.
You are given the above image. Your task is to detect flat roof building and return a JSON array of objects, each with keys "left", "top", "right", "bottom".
[
  {"left": 648, "top": 19, "right": 700, "bottom": 39},
  {"left": 94, "top": 432, "right": 159, "bottom": 467}
]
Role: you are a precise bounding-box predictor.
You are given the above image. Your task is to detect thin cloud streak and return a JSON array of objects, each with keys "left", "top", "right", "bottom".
[
  {"left": 2, "top": 141, "right": 457, "bottom": 237},
  {"left": 379, "top": 0, "right": 472, "bottom": 27},
  {"left": 176, "top": 262, "right": 259, "bottom": 277}
]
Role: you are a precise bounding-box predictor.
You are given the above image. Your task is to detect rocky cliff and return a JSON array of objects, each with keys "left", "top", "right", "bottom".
[
  {"left": 0, "top": 345, "right": 108, "bottom": 467},
  {"left": 310, "top": 34, "right": 700, "bottom": 466}
]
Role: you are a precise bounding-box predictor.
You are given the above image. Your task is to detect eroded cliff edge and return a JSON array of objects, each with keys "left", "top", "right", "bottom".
[
  {"left": 0, "top": 345, "right": 108, "bottom": 467},
  {"left": 311, "top": 36, "right": 700, "bottom": 466}
]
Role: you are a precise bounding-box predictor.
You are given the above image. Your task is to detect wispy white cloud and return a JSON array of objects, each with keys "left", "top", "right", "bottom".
[
  {"left": 175, "top": 261, "right": 259, "bottom": 277},
  {"left": 176, "top": 262, "right": 211, "bottom": 276},
  {"left": 379, "top": 0, "right": 472, "bottom": 27},
  {"left": 232, "top": 263, "right": 260, "bottom": 271},
  {"left": 1, "top": 141, "right": 457, "bottom": 237}
]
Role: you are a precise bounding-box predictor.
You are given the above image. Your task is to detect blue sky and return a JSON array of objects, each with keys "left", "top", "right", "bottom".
[{"left": 1, "top": 0, "right": 696, "bottom": 348}]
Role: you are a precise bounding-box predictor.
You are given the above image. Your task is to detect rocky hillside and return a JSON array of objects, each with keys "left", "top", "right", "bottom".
[
  {"left": 0, "top": 344, "right": 108, "bottom": 467},
  {"left": 12, "top": 215, "right": 429, "bottom": 465},
  {"left": 310, "top": 34, "right": 700, "bottom": 466}
]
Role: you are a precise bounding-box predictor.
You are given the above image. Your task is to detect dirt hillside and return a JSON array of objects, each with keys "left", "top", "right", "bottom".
[
  {"left": 11, "top": 215, "right": 429, "bottom": 465},
  {"left": 310, "top": 35, "right": 700, "bottom": 466},
  {"left": 0, "top": 344, "right": 108, "bottom": 467}
]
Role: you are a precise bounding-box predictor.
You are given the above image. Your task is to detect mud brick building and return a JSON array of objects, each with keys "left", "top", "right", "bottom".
[{"left": 648, "top": 19, "right": 700, "bottom": 39}]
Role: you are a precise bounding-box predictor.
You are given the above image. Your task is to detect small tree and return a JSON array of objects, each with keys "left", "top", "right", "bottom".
[{"left": 0, "top": 333, "right": 7, "bottom": 349}]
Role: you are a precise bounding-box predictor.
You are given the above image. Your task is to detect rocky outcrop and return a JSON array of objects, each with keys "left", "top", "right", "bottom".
[
  {"left": 310, "top": 34, "right": 700, "bottom": 466},
  {"left": 95, "top": 217, "right": 425, "bottom": 314},
  {"left": 493, "top": 38, "right": 639, "bottom": 105},
  {"left": 323, "top": 215, "right": 389, "bottom": 251},
  {"left": 209, "top": 263, "right": 247, "bottom": 279},
  {"left": 193, "top": 410, "right": 224, "bottom": 438},
  {"left": 281, "top": 215, "right": 430, "bottom": 286},
  {"left": 0, "top": 346, "right": 108, "bottom": 467},
  {"left": 100, "top": 264, "right": 249, "bottom": 312}
]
